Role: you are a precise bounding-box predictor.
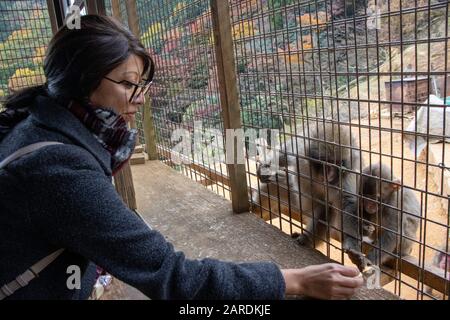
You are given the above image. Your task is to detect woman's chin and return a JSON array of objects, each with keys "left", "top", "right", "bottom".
[{"left": 122, "top": 113, "right": 135, "bottom": 123}]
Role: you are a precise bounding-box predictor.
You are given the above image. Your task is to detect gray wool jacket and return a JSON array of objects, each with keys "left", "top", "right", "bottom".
[{"left": 0, "top": 95, "right": 285, "bottom": 300}]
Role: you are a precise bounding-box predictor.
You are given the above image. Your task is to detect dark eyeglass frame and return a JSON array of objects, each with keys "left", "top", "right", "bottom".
[{"left": 104, "top": 76, "right": 153, "bottom": 103}]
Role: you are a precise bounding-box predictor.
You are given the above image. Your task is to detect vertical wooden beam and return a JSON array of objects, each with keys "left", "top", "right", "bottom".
[
  {"left": 125, "top": 0, "right": 139, "bottom": 132},
  {"left": 125, "top": 0, "right": 140, "bottom": 36},
  {"left": 111, "top": 0, "right": 121, "bottom": 21},
  {"left": 210, "top": 0, "right": 249, "bottom": 213},
  {"left": 46, "top": 0, "right": 63, "bottom": 33},
  {"left": 84, "top": 0, "right": 106, "bottom": 15},
  {"left": 95, "top": 0, "right": 106, "bottom": 15},
  {"left": 125, "top": 0, "right": 158, "bottom": 160},
  {"left": 100, "top": 0, "right": 138, "bottom": 211},
  {"left": 113, "top": 162, "right": 137, "bottom": 210},
  {"left": 143, "top": 99, "right": 158, "bottom": 160},
  {"left": 85, "top": 0, "right": 98, "bottom": 14}
]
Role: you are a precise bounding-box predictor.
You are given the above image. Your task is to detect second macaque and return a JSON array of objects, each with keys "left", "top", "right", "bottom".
[{"left": 360, "top": 163, "right": 421, "bottom": 267}]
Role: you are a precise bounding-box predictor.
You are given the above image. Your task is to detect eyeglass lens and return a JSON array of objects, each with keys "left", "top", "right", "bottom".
[{"left": 129, "top": 82, "right": 152, "bottom": 102}]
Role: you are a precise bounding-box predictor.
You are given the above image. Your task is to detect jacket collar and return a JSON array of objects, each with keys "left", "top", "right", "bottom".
[{"left": 29, "top": 95, "right": 112, "bottom": 176}]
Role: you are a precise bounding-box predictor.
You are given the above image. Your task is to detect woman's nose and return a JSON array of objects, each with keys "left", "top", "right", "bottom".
[{"left": 132, "top": 91, "right": 146, "bottom": 104}]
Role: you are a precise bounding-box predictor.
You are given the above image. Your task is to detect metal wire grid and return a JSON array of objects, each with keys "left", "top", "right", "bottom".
[
  {"left": 118, "top": 0, "right": 129, "bottom": 28},
  {"left": 103, "top": 0, "right": 113, "bottom": 17},
  {"left": 136, "top": 0, "right": 229, "bottom": 198},
  {"left": 230, "top": 0, "right": 449, "bottom": 300},
  {"left": 0, "top": 0, "right": 52, "bottom": 106}
]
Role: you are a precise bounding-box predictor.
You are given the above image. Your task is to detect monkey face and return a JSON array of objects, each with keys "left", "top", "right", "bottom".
[
  {"left": 256, "top": 162, "right": 288, "bottom": 184},
  {"left": 362, "top": 175, "right": 399, "bottom": 216},
  {"left": 362, "top": 179, "right": 382, "bottom": 215},
  {"left": 256, "top": 151, "right": 288, "bottom": 184},
  {"left": 256, "top": 163, "right": 276, "bottom": 183},
  {"left": 363, "top": 198, "right": 379, "bottom": 215},
  {"left": 439, "top": 253, "right": 450, "bottom": 270}
]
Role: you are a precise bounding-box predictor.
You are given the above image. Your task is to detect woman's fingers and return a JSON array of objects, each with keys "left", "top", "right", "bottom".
[
  {"left": 337, "top": 264, "right": 361, "bottom": 277},
  {"left": 338, "top": 274, "right": 364, "bottom": 289},
  {"left": 334, "top": 265, "right": 364, "bottom": 288}
]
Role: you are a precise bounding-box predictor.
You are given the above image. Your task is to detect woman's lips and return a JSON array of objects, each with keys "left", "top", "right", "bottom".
[{"left": 122, "top": 112, "right": 136, "bottom": 122}]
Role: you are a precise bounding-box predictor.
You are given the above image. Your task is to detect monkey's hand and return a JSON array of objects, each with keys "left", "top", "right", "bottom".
[
  {"left": 345, "top": 249, "right": 373, "bottom": 272},
  {"left": 292, "top": 232, "right": 312, "bottom": 247}
]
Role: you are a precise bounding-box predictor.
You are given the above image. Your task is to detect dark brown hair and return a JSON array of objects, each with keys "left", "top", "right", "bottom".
[{"left": 4, "top": 14, "right": 154, "bottom": 109}]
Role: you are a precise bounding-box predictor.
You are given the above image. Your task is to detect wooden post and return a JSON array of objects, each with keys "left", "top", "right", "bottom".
[
  {"left": 85, "top": 0, "right": 106, "bottom": 15},
  {"left": 125, "top": 0, "right": 158, "bottom": 160},
  {"left": 143, "top": 99, "right": 158, "bottom": 160},
  {"left": 210, "top": 0, "right": 249, "bottom": 213},
  {"left": 46, "top": 0, "right": 63, "bottom": 34},
  {"left": 95, "top": 0, "right": 106, "bottom": 15},
  {"left": 111, "top": 0, "right": 121, "bottom": 20},
  {"left": 125, "top": 0, "right": 139, "bottom": 132},
  {"left": 113, "top": 162, "right": 137, "bottom": 210},
  {"left": 85, "top": 0, "right": 97, "bottom": 14},
  {"left": 103, "top": 0, "right": 138, "bottom": 210}
]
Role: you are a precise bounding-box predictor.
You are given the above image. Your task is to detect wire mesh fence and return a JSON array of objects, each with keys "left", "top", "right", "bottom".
[
  {"left": 229, "top": 0, "right": 449, "bottom": 300},
  {"left": 138, "top": 0, "right": 449, "bottom": 300},
  {"left": 135, "top": 0, "right": 230, "bottom": 197},
  {"left": 0, "top": 0, "right": 53, "bottom": 109}
]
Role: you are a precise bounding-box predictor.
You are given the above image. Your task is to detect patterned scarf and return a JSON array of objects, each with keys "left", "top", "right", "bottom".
[{"left": 68, "top": 100, "right": 137, "bottom": 175}]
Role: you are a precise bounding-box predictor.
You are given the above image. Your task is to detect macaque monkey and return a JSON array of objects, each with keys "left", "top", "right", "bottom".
[
  {"left": 358, "top": 163, "right": 420, "bottom": 269},
  {"left": 251, "top": 137, "right": 303, "bottom": 220},
  {"left": 253, "top": 121, "right": 363, "bottom": 253}
]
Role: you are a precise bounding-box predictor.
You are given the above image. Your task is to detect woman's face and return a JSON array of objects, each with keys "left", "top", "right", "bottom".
[{"left": 89, "top": 54, "right": 146, "bottom": 123}]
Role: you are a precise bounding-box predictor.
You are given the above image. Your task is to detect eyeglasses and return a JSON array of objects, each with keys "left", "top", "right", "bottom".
[{"left": 104, "top": 76, "right": 153, "bottom": 103}]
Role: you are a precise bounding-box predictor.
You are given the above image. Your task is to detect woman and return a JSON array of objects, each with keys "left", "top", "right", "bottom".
[{"left": 0, "top": 15, "right": 363, "bottom": 300}]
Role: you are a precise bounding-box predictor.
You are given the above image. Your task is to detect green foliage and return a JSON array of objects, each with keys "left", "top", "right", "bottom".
[
  {"left": 267, "top": 0, "right": 297, "bottom": 31},
  {"left": 187, "top": 62, "right": 209, "bottom": 89},
  {"left": 166, "top": 81, "right": 185, "bottom": 98},
  {"left": 236, "top": 58, "right": 248, "bottom": 74},
  {"left": 241, "top": 95, "right": 289, "bottom": 130},
  {"left": 140, "top": 21, "right": 165, "bottom": 54},
  {"left": 171, "top": 1, "right": 209, "bottom": 25},
  {"left": 182, "top": 95, "right": 222, "bottom": 130},
  {"left": 0, "top": 2, "right": 52, "bottom": 93},
  {"left": 299, "top": 98, "right": 323, "bottom": 116},
  {"left": 267, "top": 0, "right": 284, "bottom": 31}
]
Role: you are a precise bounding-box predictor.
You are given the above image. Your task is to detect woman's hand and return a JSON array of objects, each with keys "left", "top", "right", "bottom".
[{"left": 281, "top": 263, "right": 364, "bottom": 300}]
